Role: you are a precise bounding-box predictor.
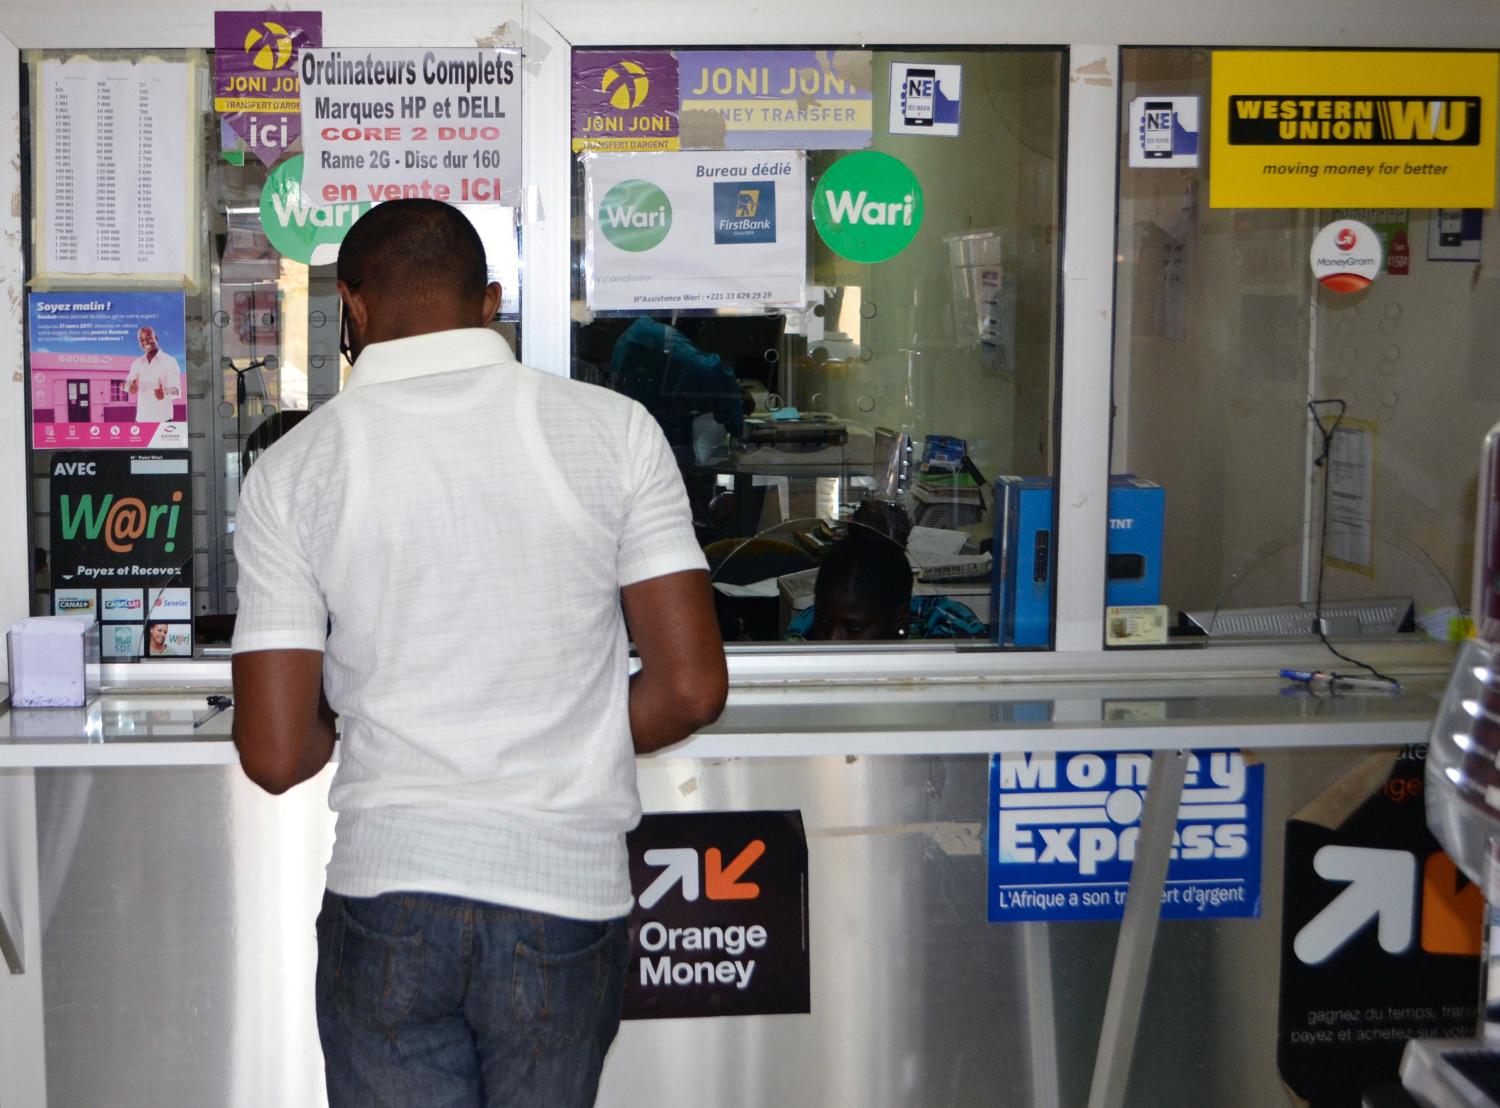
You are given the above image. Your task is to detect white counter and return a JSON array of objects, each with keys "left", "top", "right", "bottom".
[{"left": 0, "top": 671, "right": 1446, "bottom": 767}]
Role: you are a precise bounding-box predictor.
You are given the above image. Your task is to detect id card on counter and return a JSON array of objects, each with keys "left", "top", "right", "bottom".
[{"left": 1106, "top": 604, "right": 1169, "bottom": 646}]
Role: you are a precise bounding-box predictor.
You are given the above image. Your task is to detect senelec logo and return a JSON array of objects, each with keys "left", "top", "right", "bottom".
[
  {"left": 996, "top": 751, "right": 1250, "bottom": 878},
  {"left": 1228, "top": 96, "right": 1480, "bottom": 146}
]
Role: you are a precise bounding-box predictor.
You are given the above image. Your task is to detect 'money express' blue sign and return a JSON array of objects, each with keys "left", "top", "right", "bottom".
[{"left": 987, "top": 750, "right": 1264, "bottom": 922}]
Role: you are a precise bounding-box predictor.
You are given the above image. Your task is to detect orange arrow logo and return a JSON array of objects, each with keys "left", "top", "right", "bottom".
[
  {"left": 1420, "top": 851, "right": 1483, "bottom": 956},
  {"left": 705, "top": 840, "right": 765, "bottom": 901}
]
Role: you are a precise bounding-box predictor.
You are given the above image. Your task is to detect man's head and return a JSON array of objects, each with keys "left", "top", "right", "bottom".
[
  {"left": 808, "top": 532, "right": 913, "bottom": 641},
  {"left": 336, "top": 200, "right": 501, "bottom": 360},
  {"left": 138, "top": 327, "right": 159, "bottom": 356}
]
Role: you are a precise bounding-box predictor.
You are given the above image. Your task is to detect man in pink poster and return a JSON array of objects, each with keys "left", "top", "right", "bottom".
[{"left": 123, "top": 325, "right": 182, "bottom": 422}]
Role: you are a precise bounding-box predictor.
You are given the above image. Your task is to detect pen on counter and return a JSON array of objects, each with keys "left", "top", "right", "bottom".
[
  {"left": 194, "top": 694, "right": 233, "bottom": 729},
  {"left": 1279, "top": 668, "right": 1401, "bottom": 692}
]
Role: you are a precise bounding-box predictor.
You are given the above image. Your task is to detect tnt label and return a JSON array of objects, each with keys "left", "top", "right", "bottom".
[{"left": 986, "top": 750, "right": 1264, "bottom": 922}]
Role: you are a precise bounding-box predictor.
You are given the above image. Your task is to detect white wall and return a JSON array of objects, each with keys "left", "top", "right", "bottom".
[{"left": 6, "top": 0, "right": 1500, "bottom": 49}]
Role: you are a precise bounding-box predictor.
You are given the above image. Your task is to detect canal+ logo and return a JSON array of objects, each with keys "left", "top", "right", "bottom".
[
  {"left": 599, "top": 179, "right": 673, "bottom": 252},
  {"left": 601, "top": 60, "right": 651, "bottom": 110}
]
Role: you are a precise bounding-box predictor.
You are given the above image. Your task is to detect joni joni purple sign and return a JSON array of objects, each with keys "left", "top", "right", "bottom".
[
  {"left": 678, "top": 50, "right": 872, "bottom": 150},
  {"left": 214, "top": 11, "right": 322, "bottom": 166},
  {"left": 572, "top": 51, "right": 680, "bottom": 152}
]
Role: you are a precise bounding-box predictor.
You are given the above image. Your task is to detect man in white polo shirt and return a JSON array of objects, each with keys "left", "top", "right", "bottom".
[
  {"left": 231, "top": 199, "right": 726, "bottom": 1108},
  {"left": 122, "top": 325, "right": 182, "bottom": 423}
]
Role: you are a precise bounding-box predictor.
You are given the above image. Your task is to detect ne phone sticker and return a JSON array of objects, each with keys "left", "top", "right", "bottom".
[
  {"left": 987, "top": 750, "right": 1264, "bottom": 922},
  {"left": 1128, "top": 96, "right": 1200, "bottom": 167},
  {"left": 1311, "top": 219, "right": 1382, "bottom": 293},
  {"left": 623, "top": 811, "right": 809, "bottom": 1019},
  {"left": 888, "top": 62, "right": 962, "bottom": 137}
]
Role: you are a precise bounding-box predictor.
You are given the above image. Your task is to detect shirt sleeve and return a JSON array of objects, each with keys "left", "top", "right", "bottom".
[
  {"left": 617, "top": 402, "right": 709, "bottom": 587},
  {"left": 231, "top": 459, "right": 330, "bottom": 654}
]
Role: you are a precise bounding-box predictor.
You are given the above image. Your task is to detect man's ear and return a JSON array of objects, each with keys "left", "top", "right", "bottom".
[
  {"left": 337, "top": 280, "right": 369, "bottom": 334},
  {"left": 481, "top": 282, "right": 502, "bottom": 324}
]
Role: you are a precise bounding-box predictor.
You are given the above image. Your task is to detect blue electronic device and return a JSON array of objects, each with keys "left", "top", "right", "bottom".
[{"left": 991, "top": 476, "right": 1165, "bottom": 646}]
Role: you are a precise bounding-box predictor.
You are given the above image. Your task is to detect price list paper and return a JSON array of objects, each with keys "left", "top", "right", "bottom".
[{"left": 38, "top": 60, "right": 194, "bottom": 282}]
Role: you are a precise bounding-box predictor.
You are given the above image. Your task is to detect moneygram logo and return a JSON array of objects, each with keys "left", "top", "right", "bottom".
[
  {"left": 1311, "top": 219, "right": 1381, "bottom": 293},
  {"left": 599, "top": 179, "right": 673, "bottom": 252},
  {"left": 243, "top": 22, "right": 296, "bottom": 71},
  {"left": 602, "top": 60, "right": 651, "bottom": 110}
]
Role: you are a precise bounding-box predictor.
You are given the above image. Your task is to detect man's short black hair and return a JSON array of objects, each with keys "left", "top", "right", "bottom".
[{"left": 336, "top": 199, "right": 488, "bottom": 302}]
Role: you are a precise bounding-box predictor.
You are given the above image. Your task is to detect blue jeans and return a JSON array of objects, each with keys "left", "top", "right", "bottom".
[{"left": 315, "top": 890, "right": 631, "bottom": 1108}]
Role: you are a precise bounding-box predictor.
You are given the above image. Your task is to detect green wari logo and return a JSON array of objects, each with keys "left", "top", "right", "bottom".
[
  {"left": 599, "top": 179, "right": 673, "bottom": 252},
  {"left": 812, "top": 151, "right": 924, "bottom": 264}
]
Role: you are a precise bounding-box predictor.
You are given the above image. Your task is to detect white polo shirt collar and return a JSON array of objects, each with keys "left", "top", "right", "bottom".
[{"left": 346, "top": 327, "right": 515, "bottom": 390}]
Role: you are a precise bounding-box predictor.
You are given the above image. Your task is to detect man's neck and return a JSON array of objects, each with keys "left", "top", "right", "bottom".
[{"left": 366, "top": 318, "right": 482, "bottom": 345}]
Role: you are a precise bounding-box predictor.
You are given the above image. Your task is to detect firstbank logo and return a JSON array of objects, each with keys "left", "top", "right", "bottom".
[
  {"left": 713, "top": 181, "right": 776, "bottom": 244},
  {"left": 638, "top": 840, "right": 765, "bottom": 908}
]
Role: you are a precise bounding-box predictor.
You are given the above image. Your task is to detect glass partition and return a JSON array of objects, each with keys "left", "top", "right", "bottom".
[
  {"left": 1111, "top": 48, "right": 1493, "bottom": 652},
  {"left": 570, "top": 48, "right": 1064, "bottom": 646},
  {"left": 22, "top": 49, "right": 522, "bottom": 655}
]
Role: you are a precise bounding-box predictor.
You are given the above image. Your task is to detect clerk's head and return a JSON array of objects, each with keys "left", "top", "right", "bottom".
[
  {"left": 137, "top": 327, "right": 159, "bottom": 356},
  {"left": 808, "top": 532, "right": 913, "bottom": 641},
  {"left": 336, "top": 199, "right": 501, "bottom": 361}
]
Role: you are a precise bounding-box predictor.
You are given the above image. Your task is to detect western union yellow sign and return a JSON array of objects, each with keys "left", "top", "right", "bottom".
[{"left": 1210, "top": 51, "right": 1498, "bottom": 208}]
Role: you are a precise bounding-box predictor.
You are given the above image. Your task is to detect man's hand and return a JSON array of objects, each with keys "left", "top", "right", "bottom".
[
  {"left": 126, "top": 378, "right": 138, "bottom": 396},
  {"left": 154, "top": 382, "right": 165, "bottom": 400},
  {"left": 620, "top": 570, "right": 727, "bottom": 753},
  {"left": 232, "top": 649, "right": 337, "bottom": 794}
]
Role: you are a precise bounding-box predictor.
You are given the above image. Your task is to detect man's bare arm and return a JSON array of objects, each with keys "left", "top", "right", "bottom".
[
  {"left": 621, "top": 569, "right": 727, "bottom": 753},
  {"left": 231, "top": 649, "right": 337, "bottom": 794}
]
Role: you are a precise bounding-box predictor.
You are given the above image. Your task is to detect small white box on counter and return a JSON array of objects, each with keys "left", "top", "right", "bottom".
[{"left": 7, "top": 618, "right": 101, "bottom": 708}]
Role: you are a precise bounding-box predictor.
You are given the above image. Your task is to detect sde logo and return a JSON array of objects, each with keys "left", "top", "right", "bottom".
[{"left": 598, "top": 179, "right": 673, "bottom": 252}]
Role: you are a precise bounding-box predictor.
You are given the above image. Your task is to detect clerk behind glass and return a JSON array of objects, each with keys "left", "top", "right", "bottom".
[{"left": 123, "top": 326, "right": 181, "bottom": 422}]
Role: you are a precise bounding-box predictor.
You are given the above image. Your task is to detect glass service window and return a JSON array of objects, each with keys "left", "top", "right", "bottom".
[
  {"left": 22, "top": 48, "right": 521, "bottom": 656},
  {"left": 570, "top": 47, "right": 1064, "bottom": 647},
  {"left": 1111, "top": 48, "right": 1492, "bottom": 652}
]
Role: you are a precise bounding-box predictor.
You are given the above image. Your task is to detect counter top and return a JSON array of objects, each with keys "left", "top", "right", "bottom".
[{"left": 0, "top": 673, "right": 1445, "bottom": 767}]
